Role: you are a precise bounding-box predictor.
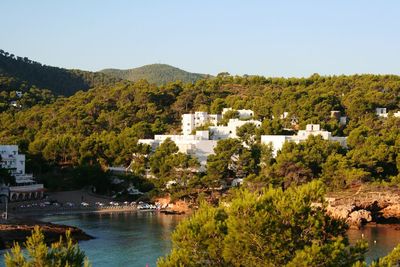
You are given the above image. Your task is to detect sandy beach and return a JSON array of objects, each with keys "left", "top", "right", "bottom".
[{"left": 0, "top": 190, "right": 142, "bottom": 218}]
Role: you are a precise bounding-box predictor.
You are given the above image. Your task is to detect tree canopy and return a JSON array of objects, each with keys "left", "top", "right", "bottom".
[
  {"left": 4, "top": 226, "right": 90, "bottom": 267},
  {"left": 158, "top": 181, "right": 373, "bottom": 267}
]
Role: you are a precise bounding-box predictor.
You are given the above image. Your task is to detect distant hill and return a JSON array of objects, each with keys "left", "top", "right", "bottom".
[
  {"left": 0, "top": 49, "right": 121, "bottom": 96},
  {"left": 100, "top": 64, "right": 209, "bottom": 85}
]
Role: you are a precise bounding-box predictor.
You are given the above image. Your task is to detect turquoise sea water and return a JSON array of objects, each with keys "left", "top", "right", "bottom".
[
  {"left": 12, "top": 212, "right": 183, "bottom": 267},
  {"left": 1, "top": 212, "right": 400, "bottom": 266},
  {"left": 42, "top": 212, "right": 184, "bottom": 267}
]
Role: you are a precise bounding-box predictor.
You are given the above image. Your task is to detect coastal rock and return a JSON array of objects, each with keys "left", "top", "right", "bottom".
[
  {"left": 326, "top": 204, "right": 355, "bottom": 220},
  {"left": 0, "top": 221, "right": 93, "bottom": 249},
  {"left": 380, "top": 204, "right": 400, "bottom": 221},
  {"left": 155, "top": 196, "right": 191, "bottom": 213},
  {"left": 346, "top": 210, "right": 372, "bottom": 228},
  {"left": 326, "top": 186, "right": 400, "bottom": 226}
]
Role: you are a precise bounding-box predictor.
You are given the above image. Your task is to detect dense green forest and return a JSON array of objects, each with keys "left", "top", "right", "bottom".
[
  {"left": 0, "top": 50, "right": 121, "bottom": 97},
  {"left": 0, "top": 69, "right": 398, "bottom": 194},
  {"left": 100, "top": 64, "right": 209, "bottom": 85},
  {"left": 0, "top": 49, "right": 121, "bottom": 112}
]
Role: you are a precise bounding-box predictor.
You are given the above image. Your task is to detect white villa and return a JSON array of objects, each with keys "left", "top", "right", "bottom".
[
  {"left": 261, "top": 124, "right": 347, "bottom": 157},
  {"left": 139, "top": 109, "right": 261, "bottom": 170},
  {"left": 139, "top": 130, "right": 217, "bottom": 169},
  {"left": 209, "top": 118, "right": 261, "bottom": 140},
  {"left": 376, "top": 108, "right": 388, "bottom": 118},
  {"left": 0, "top": 145, "right": 44, "bottom": 201}
]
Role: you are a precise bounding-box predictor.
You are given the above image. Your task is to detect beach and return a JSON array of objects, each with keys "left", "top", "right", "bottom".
[{"left": 1, "top": 189, "right": 140, "bottom": 217}]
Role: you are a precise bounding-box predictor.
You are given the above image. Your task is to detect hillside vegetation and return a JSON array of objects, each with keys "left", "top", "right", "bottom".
[
  {"left": 0, "top": 73, "right": 398, "bottom": 191},
  {"left": 101, "top": 64, "right": 208, "bottom": 85},
  {"left": 0, "top": 49, "right": 121, "bottom": 96}
]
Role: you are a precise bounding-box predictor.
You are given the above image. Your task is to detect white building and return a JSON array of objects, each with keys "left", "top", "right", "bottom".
[
  {"left": 222, "top": 108, "right": 254, "bottom": 119},
  {"left": 376, "top": 108, "right": 388, "bottom": 118},
  {"left": 261, "top": 124, "right": 347, "bottom": 157},
  {"left": 209, "top": 118, "right": 261, "bottom": 140},
  {"left": 394, "top": 111, "right": 400, "bottom": 118},
  {"left": 139, "top": 131, "right": 217, "bottom": 170},
  {"left": 0, "top": 145, "right": 44, "bottom": 201},
  {"left": 182, "top": 112, "right": 221, "bottom": 135},
  {"left": 140, "top": 108, "right": 260, "bottom": 171}
]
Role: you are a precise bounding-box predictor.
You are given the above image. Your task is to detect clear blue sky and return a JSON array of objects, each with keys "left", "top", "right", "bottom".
[{"left": 2, "top": 0, "right": 399, "bottom": 77}]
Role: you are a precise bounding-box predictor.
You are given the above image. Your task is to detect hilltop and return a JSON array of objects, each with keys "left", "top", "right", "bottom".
[{"left": 100, "top": 64, "right": 209, "bottom": 85}]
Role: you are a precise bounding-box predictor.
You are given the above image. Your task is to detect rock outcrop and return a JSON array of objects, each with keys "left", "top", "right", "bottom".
[
  {"left": 326, "top": 185, "right": 400, "bottom": 228},
  {"left": 381, "top": 204, "right": 400, "bottom": 222},
  {"left": 346, "top": 210, "right": 372, "bottom": 228},
  {"left": 0, "top": 220, "right": 93, "bottom": 249},
  {"left": 326, "top": 204, "right": 354, "bottom": 220}
]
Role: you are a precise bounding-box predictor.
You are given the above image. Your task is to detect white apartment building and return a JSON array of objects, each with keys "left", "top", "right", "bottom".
[
  {"left": 0, "top": 145, "right": 44, "bottom": 201},
  {"left": 261, "top": 124, "right": 347, "bottom": 157},
  {"left": 140, "top": 109, "right": 260, "bottom": 171},
  {"left": 182, "top": 112, "right": 221, "bottom": 135},
  {"left": 139, "top": 131, "right": 217, "bottom": 170},
  {"left": 209, "top": 118, "right": 262, "bottom": 140}
]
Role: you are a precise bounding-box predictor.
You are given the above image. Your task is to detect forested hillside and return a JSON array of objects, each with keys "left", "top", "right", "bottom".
[
  {"left": 0, "top": 49, "right": 121, "bottom": 96},
  {"left": 101, "top": 64, "right": 208, "bottom": 85},
  {"left": 0, "top": 74, "right": 399, "bottom": 191}
]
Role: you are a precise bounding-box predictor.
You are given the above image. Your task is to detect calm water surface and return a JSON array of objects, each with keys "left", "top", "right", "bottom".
[
  {"left": 348, "top": 224, "right": 400, "bottom": 263},
  {"left": 43, "top": 212, "right": 184, "bottom": 267},
  {"left": 7, "top": 212, "right": 184, "bottom": 267},
  {"left": 2, "top": 212, "right": 400, "bottom": 266}
]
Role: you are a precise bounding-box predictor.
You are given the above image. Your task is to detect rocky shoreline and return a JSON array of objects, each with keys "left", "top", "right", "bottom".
[
  {"left": 0, "top": 219, "right": 93, "bottom": 250},
  {"left": 327, "top": 185, "right": 400, "bottom": 228}
]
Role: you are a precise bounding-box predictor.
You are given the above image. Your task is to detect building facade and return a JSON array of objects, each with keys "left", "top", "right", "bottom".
[
  {"left": 261, "top": 124, "right": 347, "bottom": 157},
  {"left": 139, "top": 131, "right": 217, "bottom": 170},
  {"left": 140, "top": 109, "right": 261, "bottom": 170},
  {"left": 209, "top": 118, "right": 261, "bottom": 140},
  {"left": 376, "top": 107, "right": 388, "bottom": 118},
  {"left": 181, "top": 112, "right": 221, "bottom": 135},
  {"left": 0, "top": 145, "right": 44, "bottom": 201}
]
